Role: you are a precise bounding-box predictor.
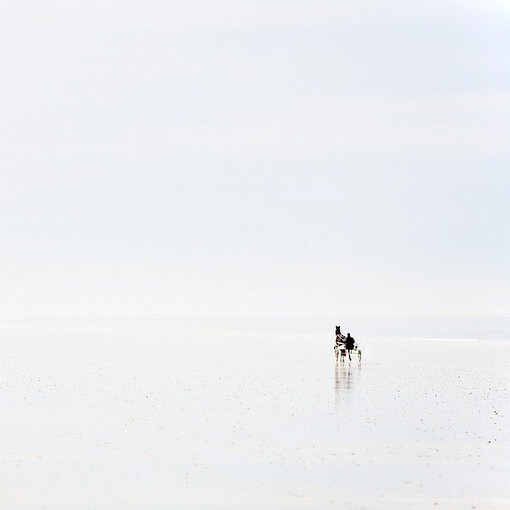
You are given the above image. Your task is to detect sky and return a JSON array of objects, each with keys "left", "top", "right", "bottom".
[{"left": 1, "top": 0, "right": 509, "bottom": 320}]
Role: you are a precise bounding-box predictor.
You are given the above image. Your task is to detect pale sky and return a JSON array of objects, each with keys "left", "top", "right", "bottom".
[{"left": 1, "top": 0, "right": 509, "bottom": 319}]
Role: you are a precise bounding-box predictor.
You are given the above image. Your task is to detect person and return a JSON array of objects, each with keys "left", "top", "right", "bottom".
[{"left": 345, "top": 333, "right": 355, "bottom": 360}]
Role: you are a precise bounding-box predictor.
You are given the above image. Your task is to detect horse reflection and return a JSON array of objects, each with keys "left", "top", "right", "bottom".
[
  {"left": 334, "top": 360, "right": 361, "bottom": 409},
  {"left": 335, "top": 361, "right": 354, "bottom": 391}
]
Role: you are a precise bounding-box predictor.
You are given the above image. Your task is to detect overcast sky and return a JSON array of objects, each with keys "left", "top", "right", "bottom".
[{"left": 1, "top": 0, "right": 509, "bottom": 320}]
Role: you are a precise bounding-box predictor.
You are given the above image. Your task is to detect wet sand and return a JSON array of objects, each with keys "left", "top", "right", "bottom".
[{"left": 1, "top": 327, "right": 509, "bottom": 509}]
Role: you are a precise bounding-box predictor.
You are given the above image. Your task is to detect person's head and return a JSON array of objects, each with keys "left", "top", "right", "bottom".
[{"left": 347, "top": 333, "right": 351, "bottom": 337}]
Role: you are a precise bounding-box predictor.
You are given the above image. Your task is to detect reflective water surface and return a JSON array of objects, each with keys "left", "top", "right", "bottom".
[{"left": 1, "top": 327, "right": 509, "bottom": 509}]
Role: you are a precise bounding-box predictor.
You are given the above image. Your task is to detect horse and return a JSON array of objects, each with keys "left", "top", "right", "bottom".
[
  {"left": 334, "top": 326, "right": 346, "bottom": 361},
  {"left": 334, "top": 344, "right": 347, "bottom": 362}
]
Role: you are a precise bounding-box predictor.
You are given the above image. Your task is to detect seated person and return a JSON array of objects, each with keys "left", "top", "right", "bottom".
[{"left": 345, "top": 333, "right": 355, "bottom": 351}]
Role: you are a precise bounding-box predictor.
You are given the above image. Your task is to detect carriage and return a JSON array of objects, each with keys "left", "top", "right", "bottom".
[{"left": 334, "top": 326, "right": 361, "bottom": 362}]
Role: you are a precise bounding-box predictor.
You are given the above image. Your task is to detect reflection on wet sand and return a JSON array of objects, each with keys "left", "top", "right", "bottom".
[{"left": 334, "top": 359, "right": 361, "bottom": 408}]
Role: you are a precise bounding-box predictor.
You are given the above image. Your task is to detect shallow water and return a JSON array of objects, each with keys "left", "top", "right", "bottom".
[{"left": 1, "top": 327, "right": 509, "bottom": 509}]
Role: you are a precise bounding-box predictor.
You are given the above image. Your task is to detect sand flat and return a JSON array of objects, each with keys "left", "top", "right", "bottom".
[{"left": 1, "top": 327, "right": 509, "bottom": 509}]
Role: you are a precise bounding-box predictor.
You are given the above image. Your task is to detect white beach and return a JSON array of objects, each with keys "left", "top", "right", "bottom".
[{"left": 1, "top": 323, "right": 509, "bottom": 509}]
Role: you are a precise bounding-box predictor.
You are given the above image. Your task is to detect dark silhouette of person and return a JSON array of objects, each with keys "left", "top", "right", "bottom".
[{"left": 345, "top": 333, "right": 355, "bottom": 360}]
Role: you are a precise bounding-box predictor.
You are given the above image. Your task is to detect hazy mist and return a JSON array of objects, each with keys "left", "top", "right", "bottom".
[{"left": 2, "top": 1, "right": 509, "bottom": 320}]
